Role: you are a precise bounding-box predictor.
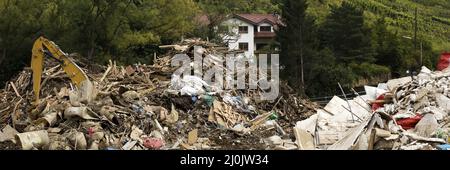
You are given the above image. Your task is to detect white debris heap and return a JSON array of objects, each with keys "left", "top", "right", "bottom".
[{"left": 294, "top": 66, "right": 450, "bottom": 150}]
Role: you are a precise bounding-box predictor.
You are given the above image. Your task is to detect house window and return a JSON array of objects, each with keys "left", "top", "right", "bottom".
[
  {"left": 260, "top": 26, "right": 272, "bottom": 32},
  {"left": 238, "top": 26, "right": 248, "bottom": 33},
  {"left": 256, "top": 43, "right": 269, "bottom": 51},
  {"left": 239, "top": 43, "right": 249, "bottom": 51}
]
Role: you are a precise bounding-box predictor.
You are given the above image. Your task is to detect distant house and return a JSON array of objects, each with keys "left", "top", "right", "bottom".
[{"left": 220, "top": 14, "right": 282, "bottom": 56}]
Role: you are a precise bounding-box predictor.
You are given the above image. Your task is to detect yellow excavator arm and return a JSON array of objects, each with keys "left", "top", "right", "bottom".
[{"left": 31, "top": 36, "right": 94, "bottom": 104}]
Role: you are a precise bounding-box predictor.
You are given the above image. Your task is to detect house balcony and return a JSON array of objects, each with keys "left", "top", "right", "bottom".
[{"left": 254, "top": 32, "right": 276, "bottom": 38}]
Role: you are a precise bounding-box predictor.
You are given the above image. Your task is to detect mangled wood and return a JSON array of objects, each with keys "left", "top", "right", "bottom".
[
  {"left": 209, "top": 100, "right": 249, "bottom": 129},
  {"left": 165, "top": 104, "right": 179, "bottom": 124},
  {"left": 0, "top": 38, "right": 322, "bottom": 151},
  {"left": 250, "top": 112, "right": 273, "bottom": 130},
  {"left": 188, "top": 129, "right": 198, "bottom": 145},
  {"left": 375, "top": 128, "right": 391, "bottom": 138},
  {"left": 100, "top": 66, "right": 112, "bottom": 83},
  {"left": 9, "top": 82, "right": 21, "bottom": 98},
  {"left": 122, "top": 140, "right": 137, "bottom": 150}
]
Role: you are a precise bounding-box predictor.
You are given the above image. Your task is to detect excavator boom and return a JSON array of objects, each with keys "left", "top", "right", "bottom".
[{"left": 31, "top": 36, "right": 93, "bottom": 104}]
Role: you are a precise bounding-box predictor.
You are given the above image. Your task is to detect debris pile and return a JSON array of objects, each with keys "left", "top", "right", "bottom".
[
  {"left": 0, "top": 38, "right": 317, "bottom": 150},
  {"left": 296, "top": 66, "right": 450, "bottom": 150}
]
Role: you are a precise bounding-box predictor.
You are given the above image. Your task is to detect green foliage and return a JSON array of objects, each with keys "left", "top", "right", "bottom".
[
  {"left": 0, "top": 0, "right": 51, "bottom": 85},
  {"left": 320, "top": 1, "right": 375, "bottom": 63},
  {"left": 372, "top": 18, "right": 404, "bottom": 74},
  {"left": 349, "top": 62, "right": 390, "bottom": 78},
  {"left": 0, "top": 0, "right": 198, "bottom": 85},
  {"left": 279, "top": 0, "right": 445, "bottom": 97},
  {"left": 371, "top": 17, "right": 438, "bottom": 76},
  {"left": 42, "top": 0, "right": 198, "bottom": 63},
  {"left": 195, "top": 0, "right": 279, "bottom": 16},
  {"left": 308, "top": 0, "right": 450, "bottom": 52},
  {"left": 277, "top": 0, "right": 317, "bottom": 95},
  {"left": 304, "top": 49, "right": 356, "bottom": 97}
]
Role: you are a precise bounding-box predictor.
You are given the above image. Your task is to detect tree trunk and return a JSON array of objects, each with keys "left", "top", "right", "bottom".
[
  {"left": 0, "top": 49, "right": 6, "bottom": 66},
  {"left": 208, "top": 24, "right": 216, "bottom": 41},
  {"left": 295, "top": 56, "right": 299, "bottom": 89},
  {"left": 300, "top": 51, "right": 305, "bottom": 96},
  {"left": 296, "top": 51, "right": 306, "bottom": 97},
  {"left": 88, "top": 47, "right": 95, "bottom": 64},
  {"left": 298, "top": 24, "right": 306, "bottom": 97}
]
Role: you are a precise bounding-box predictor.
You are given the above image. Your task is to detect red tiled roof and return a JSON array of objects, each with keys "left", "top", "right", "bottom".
[
  {"left": 234, "top": 14, "right": 281, "bottom": 25},
  {"left": 195, "top": 14, "right": 283, "bottom": 27},
  {"left": 255, "top": 32, "right": 276, "bottom": 38}
]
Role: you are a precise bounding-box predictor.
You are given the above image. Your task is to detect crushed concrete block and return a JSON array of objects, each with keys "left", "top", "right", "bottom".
[
  {"left": 387, "top": 77, "right": 412, "bottom": 91},
  {"left": 435, "top": 93, "right": 450, "bottom": 112},
  {"left": 415, "top": 114, "right": 438, "bottom": 138},
  {"left": 295, "top": 114, "right": 318, "bottom": 134},
  {"left": 293, "top": 127, "right": 315, "bottom": 150},
  {"left": 265, "top": 135, "right": 282, "bottom": 146},
  {"left": 429, "top": 107, "right": 445, "bottom": 121}
]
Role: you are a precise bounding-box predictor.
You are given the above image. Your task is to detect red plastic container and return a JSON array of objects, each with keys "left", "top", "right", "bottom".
[
  {"left": 396, "top": 115, "right": 423, "bottom": 130},
  {"left": 437, "top": 52, "right": 450, "bottom": 71}
]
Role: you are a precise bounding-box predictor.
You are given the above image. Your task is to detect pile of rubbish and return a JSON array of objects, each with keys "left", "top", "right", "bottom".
[
  {"left": 0, "top": 38, "right": 317, "bottom": 150},
  {"left": 295, "top": 66, "right": 450, "bottom": 150},
  {"left": 4, "top": 38, "right": 447, "bottom": 150}
]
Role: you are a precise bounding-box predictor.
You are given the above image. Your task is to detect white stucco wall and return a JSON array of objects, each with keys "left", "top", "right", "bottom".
[{"left": 222, "top": 18, "right": 254, "bottom": 57}]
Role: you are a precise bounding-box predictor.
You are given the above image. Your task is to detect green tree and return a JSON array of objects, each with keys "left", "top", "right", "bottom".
[
  {"left": 245, "top": 0, "right": 280, "bottom": 13},
  {"left": 0, "top": 0, "right": 199, "bottom": 85},
  {"left": 372, "top": 18, "right": 403, "bottom": 75},
  {"left": 305, "top": 48, "right": 356, "bottom": 97},
  {"left": 277, "top": 0, "right": 317, "bottom": 96},
  {"left": 320, "top": 1, "right": 374, "bottom": 63},
  {"left": 0, "top": 0, "right": 51, "bottom": 85},
  {"left": 372, "top": 18, "right": 438, "bottom": 76},
  {"left": 43, "top": 0, "right": 198, "bottom": 64}
]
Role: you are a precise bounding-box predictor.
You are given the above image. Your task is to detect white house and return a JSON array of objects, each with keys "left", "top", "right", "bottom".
[{"left": 221, "top": 14, "right": 281, "bottom": 56}]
